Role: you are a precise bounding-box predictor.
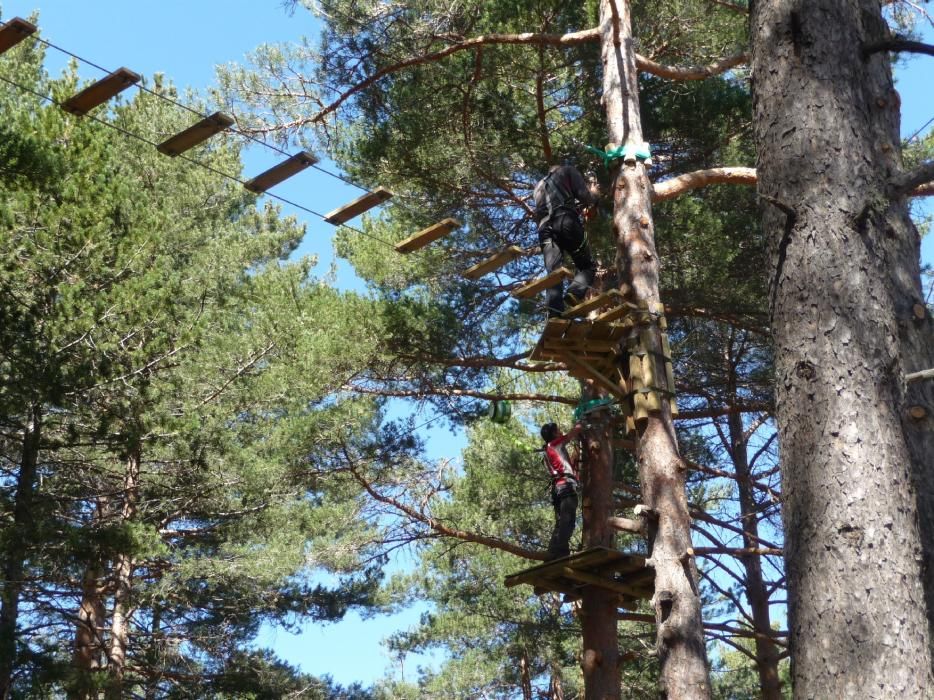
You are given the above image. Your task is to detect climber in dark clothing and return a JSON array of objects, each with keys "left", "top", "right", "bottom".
[
  {"left": 533, "top": 164, "right": 598, "bottom": 317},
  {"left": 541, "top": 421, "right": 585, "bottom": 560}
]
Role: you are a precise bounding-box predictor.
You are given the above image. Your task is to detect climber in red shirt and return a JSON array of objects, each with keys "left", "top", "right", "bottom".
[{"left": 540, "top": 421, "right": 585, "bottom": 559}]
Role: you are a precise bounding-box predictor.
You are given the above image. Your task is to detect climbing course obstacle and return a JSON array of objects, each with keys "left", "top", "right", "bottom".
[
  {"left": 245, "top": 151, "right": 318, "bottom": 193},
  {"left": 0, "top": 17, "right": 35, "bottom": 55},
  {"left": 324, "top": 187, "right": 394, "bottom": 225},
  {"left": 62, "top": 67, "right": 140, "bottom": 116},
  {"left": 157, "top": 112, "right": 234, "bottom": 157},
  {"left": 462, "top": 245, "right": 526, "bottom": 280}
]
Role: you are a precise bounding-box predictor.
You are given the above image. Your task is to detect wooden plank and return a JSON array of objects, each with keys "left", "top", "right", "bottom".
[
  {"left": 324, "top": 186, "right": 393, "bottom": 225},
  {"left": 244, "top": 151, "right": 317, "bottom": 193},
  {"left": 542, "top": 318, "right": 571, "bottom": 339},
  {"left": 61, "top": 67, "right": 140, "bottom": 116},
  {"left": 394, "top": 218, "right": 461, "bottom": 253},
  {"left": 597, "top": 305, "right": 633, "bottom": 324},
  {"left": 0, "top": 17, "right": 36, "bottom": 55},
  {"left": 564, "top": 290, "right": 622, "bottom": 318},
  {"left": 157, "top": 112, "right": 234, "bottom": 157},
  {"left": 563, "top": 321, "right": 591, "bottom": 341},
  {"left": 510, "top": 267, "right": 572, "bottom": 299},
  {"left": 462, "top": 245, "right": 525, "bottom": 279},
  {"left": 541, "top": 339, "right": 619, "bottom": 354}
]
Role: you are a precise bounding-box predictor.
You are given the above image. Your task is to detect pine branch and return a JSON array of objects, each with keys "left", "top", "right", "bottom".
[
  {"left": 636, "top": 52, "right": 748, "bottom": 81},
  {"left": 343, "top": 382, "right": 576, "bottom": 405},
  {"left": 306, "top": 26, "right": 748, "bottom": 126},
  {"left": 889, "top": 160, "right": 934, "bottom": 200},
  {"left": 863, "top": 38, "right": 934, "bottom": 58},
  {"left": 652, "top": 167, "right": 757, "bottom": 202},
  {"left": 345, "top": 457, "right": 546, "bottom": 561}
]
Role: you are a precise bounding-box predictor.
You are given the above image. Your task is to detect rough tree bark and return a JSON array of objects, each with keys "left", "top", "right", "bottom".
[
  {"left": 73, "top": 558, "right": 107, "bottom": 699},
  {"left": 599, "top": 1, "right": 710, "bottom": 697},
  {"left": 0, "top": 405, "right": 41, "bottom": 699},
  {"left": 106, "top": 446, "right": 141, "bottom": 700},
  {"left": 579, "top": 407, "right": 619, "bottom": 700},
  {"left": 749, "top": 0, "right": 934, "bottom": 694}
]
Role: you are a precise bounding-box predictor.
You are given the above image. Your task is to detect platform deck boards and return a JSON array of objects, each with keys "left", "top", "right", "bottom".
[
  {"left": 529, "top": 318, "right": 631, "bottom": 393},
  {"left": 394, "top": 218, "right": 461, "bottom": 253},
  {"left": 505, "top": 546, "right": 653, "bottom": 601},
  {"left": 462, "top": 245, "right": 525, "bottom": 279},
  {"left": 324, "top": 187, "right": 393, "bottom": 225}
]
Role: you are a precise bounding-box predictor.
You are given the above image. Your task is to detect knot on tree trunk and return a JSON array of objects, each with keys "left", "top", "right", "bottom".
[{"left": 581, "top": 648, "right": 603, "bottom": 673}]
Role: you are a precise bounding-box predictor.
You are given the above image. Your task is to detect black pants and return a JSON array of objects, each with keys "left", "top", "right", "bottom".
[
  {"left": 539, "top": 211, "right": 596, "bottom": 317},
  {"left": 548, "top": 487, "right": 578, "bottom": 558}
]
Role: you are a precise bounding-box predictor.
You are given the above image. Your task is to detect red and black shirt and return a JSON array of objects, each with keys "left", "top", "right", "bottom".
[{"left": 544, "top": 433, "right": 579, "bottom": 489}]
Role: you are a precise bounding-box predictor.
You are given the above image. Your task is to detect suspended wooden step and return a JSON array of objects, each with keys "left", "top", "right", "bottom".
[
  {"left": 596, "top": 300, "right": 660, "bottom": 326},
  {"left": 529, "top": 318, "right": 630, "bottom": 399},
  {"left": 0, "top": 17, "right": 36, "bottom": 55},
  {"left": 324, "top": 186, "right": 393, "bottom": 225},
  {"left": 564, "top": 289, "right": 624, "bottom": 318},
  {"left": 244, "top": 151, "right": 317, "bottom": 193},
  {"left": 511, "top": 267, "right": 573, "bottom": 299},
  {"left": 394, "top": 218, "right": 461, "bottom": 253},
  {"left": 462, "top": 245, "right": 525, "bottom": 280},
  {"left": 157, "top": 112, "right": 234, "bottom": 157},
  {"left": 62, "top": 67, "right": 141, "bottom": 116},
  {"left": 505, "top": 546, "right": 653, "bottom": 606}
]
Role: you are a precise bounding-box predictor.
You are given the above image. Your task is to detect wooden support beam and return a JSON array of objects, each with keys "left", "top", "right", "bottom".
[
  {"left": 394, "top": 218, "right": 461, "bottom": 253},
  {"left": 0, "top": 17, "right": 36, "bottom": 55},
  {"left": 61, "top": 67, "right": 141, "bottom": 116},
  {"left": 559, "top": 566, "right": 650, "bottom": 599},
  {"left": 462, "top": 245, "right": 525, "bottom": 279},
  {"left": 511, "top": 267, "right": 573, "bottom": 299},
  {"left": 156, "top": 112, "right": 234, "bottom": 157},
  {"left": 244, "top": 151, "right": 317, "bottom": 193},
  {"left": 324, "top": 186, "right": 393, "bottom": 225},
  {"left": 565, "top": 356, "right": 627, "bottom": 399}
]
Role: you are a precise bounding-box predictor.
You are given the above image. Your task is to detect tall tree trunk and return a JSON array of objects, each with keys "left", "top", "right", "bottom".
[
  {"left": 749, "top": 0, "right": 934, "bottom": 694},
  {"left": 73, "top": 559, "right": 106, "bottom": 700},
  {"left": 579, "top": 409, "right": 619, "bottom": 700},
  {"left": 725, "top": 336, "right": 782, "bottom": 700},
  {"left": 106, "top": 447, "right": 141, "bottom": 700},
  {"left": 519, "top": 650, "right": 533, "bottom": 700},
  {"left": 598, "top": 1, "right": 710, "bottom": 697},
  {"left": 0, "top": 405, "right": 41, "bottom": 699}
]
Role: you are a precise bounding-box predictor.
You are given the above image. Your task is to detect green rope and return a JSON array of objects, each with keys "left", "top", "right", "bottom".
[
  {"left": 573, "top": 397, "right": 616, "bottom": 421},
  {"left": 586, "top": 142, "right": 652, "bottom": 168}
]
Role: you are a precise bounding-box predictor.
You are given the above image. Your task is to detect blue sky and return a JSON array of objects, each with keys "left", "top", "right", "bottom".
[{"left": 1, "top": 0, "right": 932, "bottom": 688}]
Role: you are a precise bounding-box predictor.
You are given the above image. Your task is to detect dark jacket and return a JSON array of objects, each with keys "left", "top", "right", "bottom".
[{"left": 533, "top": 165, "right": 595, "bottom": 226}]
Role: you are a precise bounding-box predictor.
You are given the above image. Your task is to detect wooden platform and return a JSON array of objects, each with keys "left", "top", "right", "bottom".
[
  {"left": 505, "top": 547, "right": 653, "bottom": 605},
  {"left": 529, "top": 318, "right": 630, "bottom": 398}
]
